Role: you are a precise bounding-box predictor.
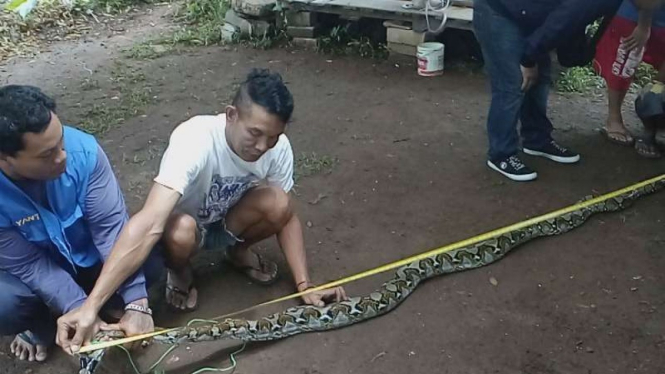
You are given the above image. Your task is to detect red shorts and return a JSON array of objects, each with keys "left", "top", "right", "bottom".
[{"left": 593, "top": 16, "right": 665, "bottom": 91}]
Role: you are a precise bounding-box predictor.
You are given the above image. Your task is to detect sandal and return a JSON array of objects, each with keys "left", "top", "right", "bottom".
[
  {"left": 165, "top": 268, "right": 199, "bottom": 313},
  {"left": 224, "top": 248, "right": 279, "bottom": 286},
  {"left": 13, "top": 331, "right": 48, "bottom": 362},
  {"left": 635, "top": 138, "right": 662, "bottom": 159},
  {"left": 600, "top": 127, "right": 635, "bottom": 146}
]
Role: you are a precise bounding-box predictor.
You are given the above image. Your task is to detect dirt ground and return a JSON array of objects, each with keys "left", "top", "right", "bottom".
[{"left": 1, "top": 5, "right": 665, "bottom": 374}]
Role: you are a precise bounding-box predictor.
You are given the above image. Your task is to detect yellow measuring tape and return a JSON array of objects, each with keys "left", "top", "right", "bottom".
[{"left": 78, "top": 173, "right": 665, "bottom": 354}]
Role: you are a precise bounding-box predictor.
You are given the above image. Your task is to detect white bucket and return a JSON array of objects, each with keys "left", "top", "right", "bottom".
[{"left": 417, "top": 42, "right": 444, "bottom": 77}]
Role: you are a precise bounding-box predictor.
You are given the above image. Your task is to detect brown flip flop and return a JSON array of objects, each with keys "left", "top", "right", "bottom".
[
  {"left": 165, "top": 269, "right": 199, "bottom": 313},
  {"left": 635, "top": 138, "right": 662, "bottom": 159},
  {"left": 224, "top": 249, "right": 279, "bottom": 286},
  {"left": 600, "top": 127, "right": 635, "bottom": 146}
]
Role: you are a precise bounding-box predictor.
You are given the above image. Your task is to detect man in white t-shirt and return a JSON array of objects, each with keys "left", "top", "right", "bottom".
[{"left": 55, "top": 69, "right": 348, "bottom": 354}]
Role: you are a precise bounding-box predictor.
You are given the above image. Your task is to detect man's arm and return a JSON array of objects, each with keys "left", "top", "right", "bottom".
[
  {"left": 624, "top": 0, "right": 662, "bottom": 51},
  {"left": 277, "top": 202, "right": 309, "bottom": 287},
  {"left": 267, "top": 140, "right": 347, "bottom": 306},
  {"left": 85, "top": 145, "right": 148, "bottom": 305},
  {"left": 634, "top": 0, "right": 665, "bottom": 10},
  {"left": 0, "top": 228, "right": 88, "bottom": 314},
  {"left": 56, "top": 183, "right": 181, "bottom": 354},
  {"left": 521, "top": 0, "right": 621, "bottom": 67},
  {"left": 87, "top": 183, "right": 180, "bottom": 310},
  {"left": 57, "top": 120, "right": 209, "bottom": 353},
  {"left": 276, "top": 197, "right": 347, "bottom": 307}
]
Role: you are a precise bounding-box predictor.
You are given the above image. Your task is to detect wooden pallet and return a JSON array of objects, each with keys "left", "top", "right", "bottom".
[{"left": 281, "top": 0, "right": 473, "bottom": 31}]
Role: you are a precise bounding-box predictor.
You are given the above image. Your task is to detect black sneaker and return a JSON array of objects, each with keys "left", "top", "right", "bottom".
[
  {"left": 487, "top": 155, "right": 538, "bottom": 182},
  {"left": 523, "top": 141, "right": 580, "bottom": 164}
]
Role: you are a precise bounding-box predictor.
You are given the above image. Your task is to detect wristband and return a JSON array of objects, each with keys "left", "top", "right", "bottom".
[{"left": 124, "top": 303, "right": 152, "bottom": 316}]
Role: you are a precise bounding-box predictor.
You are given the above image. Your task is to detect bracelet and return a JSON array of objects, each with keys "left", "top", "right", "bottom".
[
  {"left": 124, "top": 303, "right": 153, "bottom": 316},
  {"left": 296, "top": 280, "right": 311, "bottom": 291}
]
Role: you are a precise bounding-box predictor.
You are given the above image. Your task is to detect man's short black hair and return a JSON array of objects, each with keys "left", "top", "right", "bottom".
[
  {"left": 232, "top": 69, "right": 294, "bottom": 124},
  {"left": 0, "top": 85, "right": 56, "bottom": 157}
]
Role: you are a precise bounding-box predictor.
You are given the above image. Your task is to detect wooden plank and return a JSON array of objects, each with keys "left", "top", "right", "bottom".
[{"left": 284, "top": 0, "right": 473, "bottom": 22}]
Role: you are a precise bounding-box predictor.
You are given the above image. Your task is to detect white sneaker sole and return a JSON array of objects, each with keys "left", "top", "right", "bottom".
[
  {"left": 523, "top": 148, "right": 581, "bottom": 164},
  {"left": 486, "top": 160, "right": 538, "bottom": 182}
]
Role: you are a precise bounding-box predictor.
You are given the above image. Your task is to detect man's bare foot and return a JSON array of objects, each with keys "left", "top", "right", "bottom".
[
  {"left": 10, "top": 331, "right": 48, "bottom": 362},
  {"left": 165, "top": 266, "right": 198, "bottom": 312}
]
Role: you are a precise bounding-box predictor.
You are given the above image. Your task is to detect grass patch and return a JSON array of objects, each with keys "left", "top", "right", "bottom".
[
  {"left": 125, "top": 0, "right": 290, "bottom": 56},
  {"left": 88, "top": 0, "right": 153, "bottom": 13},
  {"left": 317, "top": 24, "right": 388, "bottom": 60},
  {"left": 124, "top": 41, "right": 173, "bottom": 59},
  {"left": 121, "top": 0, "right": 232, "bottom": 51},
  {"left": 167, "top": 22, "right": 224, "bottom": 46},
  {"left": 79, "top": 62, "right": 153, "bottom": 134},
  {"left": 1, "top": 0, "right": 152, "bottom": 62},
  {"left": 163, "top": 0, "right": 230, "bottom": 46},
  {"left": 180, "top": 0, "right": 229, "bottom": 24},
  {"left": 634, "top": 63, "right": 658, "bottom": 88},
  {"left": 555, "top": 62, "right": 658, "bottom": 94},
  {"left": 555, "top": 66, "right": 604, "bottom": 93},
  {"left": 294, "top": 152, "right": 337, "bottom": 182}
]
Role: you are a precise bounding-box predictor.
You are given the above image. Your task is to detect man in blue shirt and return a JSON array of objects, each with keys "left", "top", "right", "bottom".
[
  {"left": 0, "top": 85, "right": 159, "bottom": 362},
  {"left": 473, "top": 0, "right": 622, "bottom": 181}
]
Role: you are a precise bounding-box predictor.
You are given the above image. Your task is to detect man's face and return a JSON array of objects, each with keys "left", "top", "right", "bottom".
[
  {"left": 225, "top": 103, "right": 286, "bottom": 162},
  {"left": 0, "top": 113, "right": 67, "bottom": 181}
]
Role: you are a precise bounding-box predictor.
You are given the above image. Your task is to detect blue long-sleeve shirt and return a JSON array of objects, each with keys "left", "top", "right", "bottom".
[
  {"left": 487, "top": 0, "right": 623, "bottom": 67},
  {"left": 0, "top": 145, "right": 147, "bottom": 314}
]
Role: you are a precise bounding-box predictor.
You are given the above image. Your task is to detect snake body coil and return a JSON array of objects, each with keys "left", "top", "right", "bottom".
[{"left": 79, "top": 179, "right": 664, "bottom": 373}]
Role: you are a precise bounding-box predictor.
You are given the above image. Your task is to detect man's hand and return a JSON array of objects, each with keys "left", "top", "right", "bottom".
[
  {"left": 520, "top": 64, "right": 539, "bottom": 92},
  {"left": 56, "top": 305, "right": 106, "bottom": 355},
  {"left": 299, "top": 282, "right": 348, "bottom": 307},
  {"left": 102, "top": 301, "right": 154, "bottom": 351},
  {"left": 624, "top": 25, "right": 651, "bottom": 52}
]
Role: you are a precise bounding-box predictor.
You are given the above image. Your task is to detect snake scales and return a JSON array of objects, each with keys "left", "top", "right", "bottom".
[{"left": 79, "top": 178, "right": 664, "bottom": 373}]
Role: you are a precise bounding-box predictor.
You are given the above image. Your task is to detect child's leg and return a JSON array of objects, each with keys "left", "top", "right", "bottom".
[
  {"left": 594, "top": 16, "right": 641, "bottom": 145},
  {"left": 607, "top": 88, "right": 630, "bottom": 139}
]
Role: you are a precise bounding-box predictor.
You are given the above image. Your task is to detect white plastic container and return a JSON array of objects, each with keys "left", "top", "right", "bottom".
[{"left": 417, "top": 42, "right": 445, "bottom": 76}]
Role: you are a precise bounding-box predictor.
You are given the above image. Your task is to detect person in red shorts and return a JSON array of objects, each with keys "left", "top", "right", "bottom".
[{"left": 594, "top": 0, "right": 665, "bottom": 146}]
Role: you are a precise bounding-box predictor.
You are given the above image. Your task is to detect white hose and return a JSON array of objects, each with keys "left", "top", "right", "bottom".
[{"left": 424, "top": 0, "right": 451, "bottom": 34}]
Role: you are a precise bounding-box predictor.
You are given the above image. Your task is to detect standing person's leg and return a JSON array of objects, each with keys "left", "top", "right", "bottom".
[
  {"left": 521, "top": 53, "right": 580, "bottom": 163},
  {"left": 473, "top": 0, "right": 537, "bottom": 181},
  {"left": 520, "top": 53, "right": 554, "bottom": 150},
  {"left": 0, "top": 271, "right": 55, "bottom": 362},
  {"left": 594, "top": 16, "right": 644, "bottom": 145},
  {"left": 606, "top": 88, "right": 633, "bottom": 142}
]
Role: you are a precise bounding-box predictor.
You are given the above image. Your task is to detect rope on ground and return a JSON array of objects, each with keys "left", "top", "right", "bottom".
[{"left": 115, "top": 318, "right": 246, "bottom": 374}]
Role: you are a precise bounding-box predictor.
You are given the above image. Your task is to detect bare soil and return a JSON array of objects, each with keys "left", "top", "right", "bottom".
[{"left": 1, "top": 6, "right": 664, "bottom": 374}]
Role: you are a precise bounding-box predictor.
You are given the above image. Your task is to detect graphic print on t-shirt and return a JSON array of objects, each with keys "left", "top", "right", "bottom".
[{"left": 197, "top": 175, "right": 257, "bottom": 224}]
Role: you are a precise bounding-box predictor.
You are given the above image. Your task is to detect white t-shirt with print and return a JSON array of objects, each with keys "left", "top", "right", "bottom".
[{"left": 154, "top": 114, "right": 294, "bottom": 226}]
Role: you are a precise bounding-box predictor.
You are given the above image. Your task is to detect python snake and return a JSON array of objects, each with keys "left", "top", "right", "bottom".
[{"left": 79, "top": 178, "right": 664, "bottom": 373}]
